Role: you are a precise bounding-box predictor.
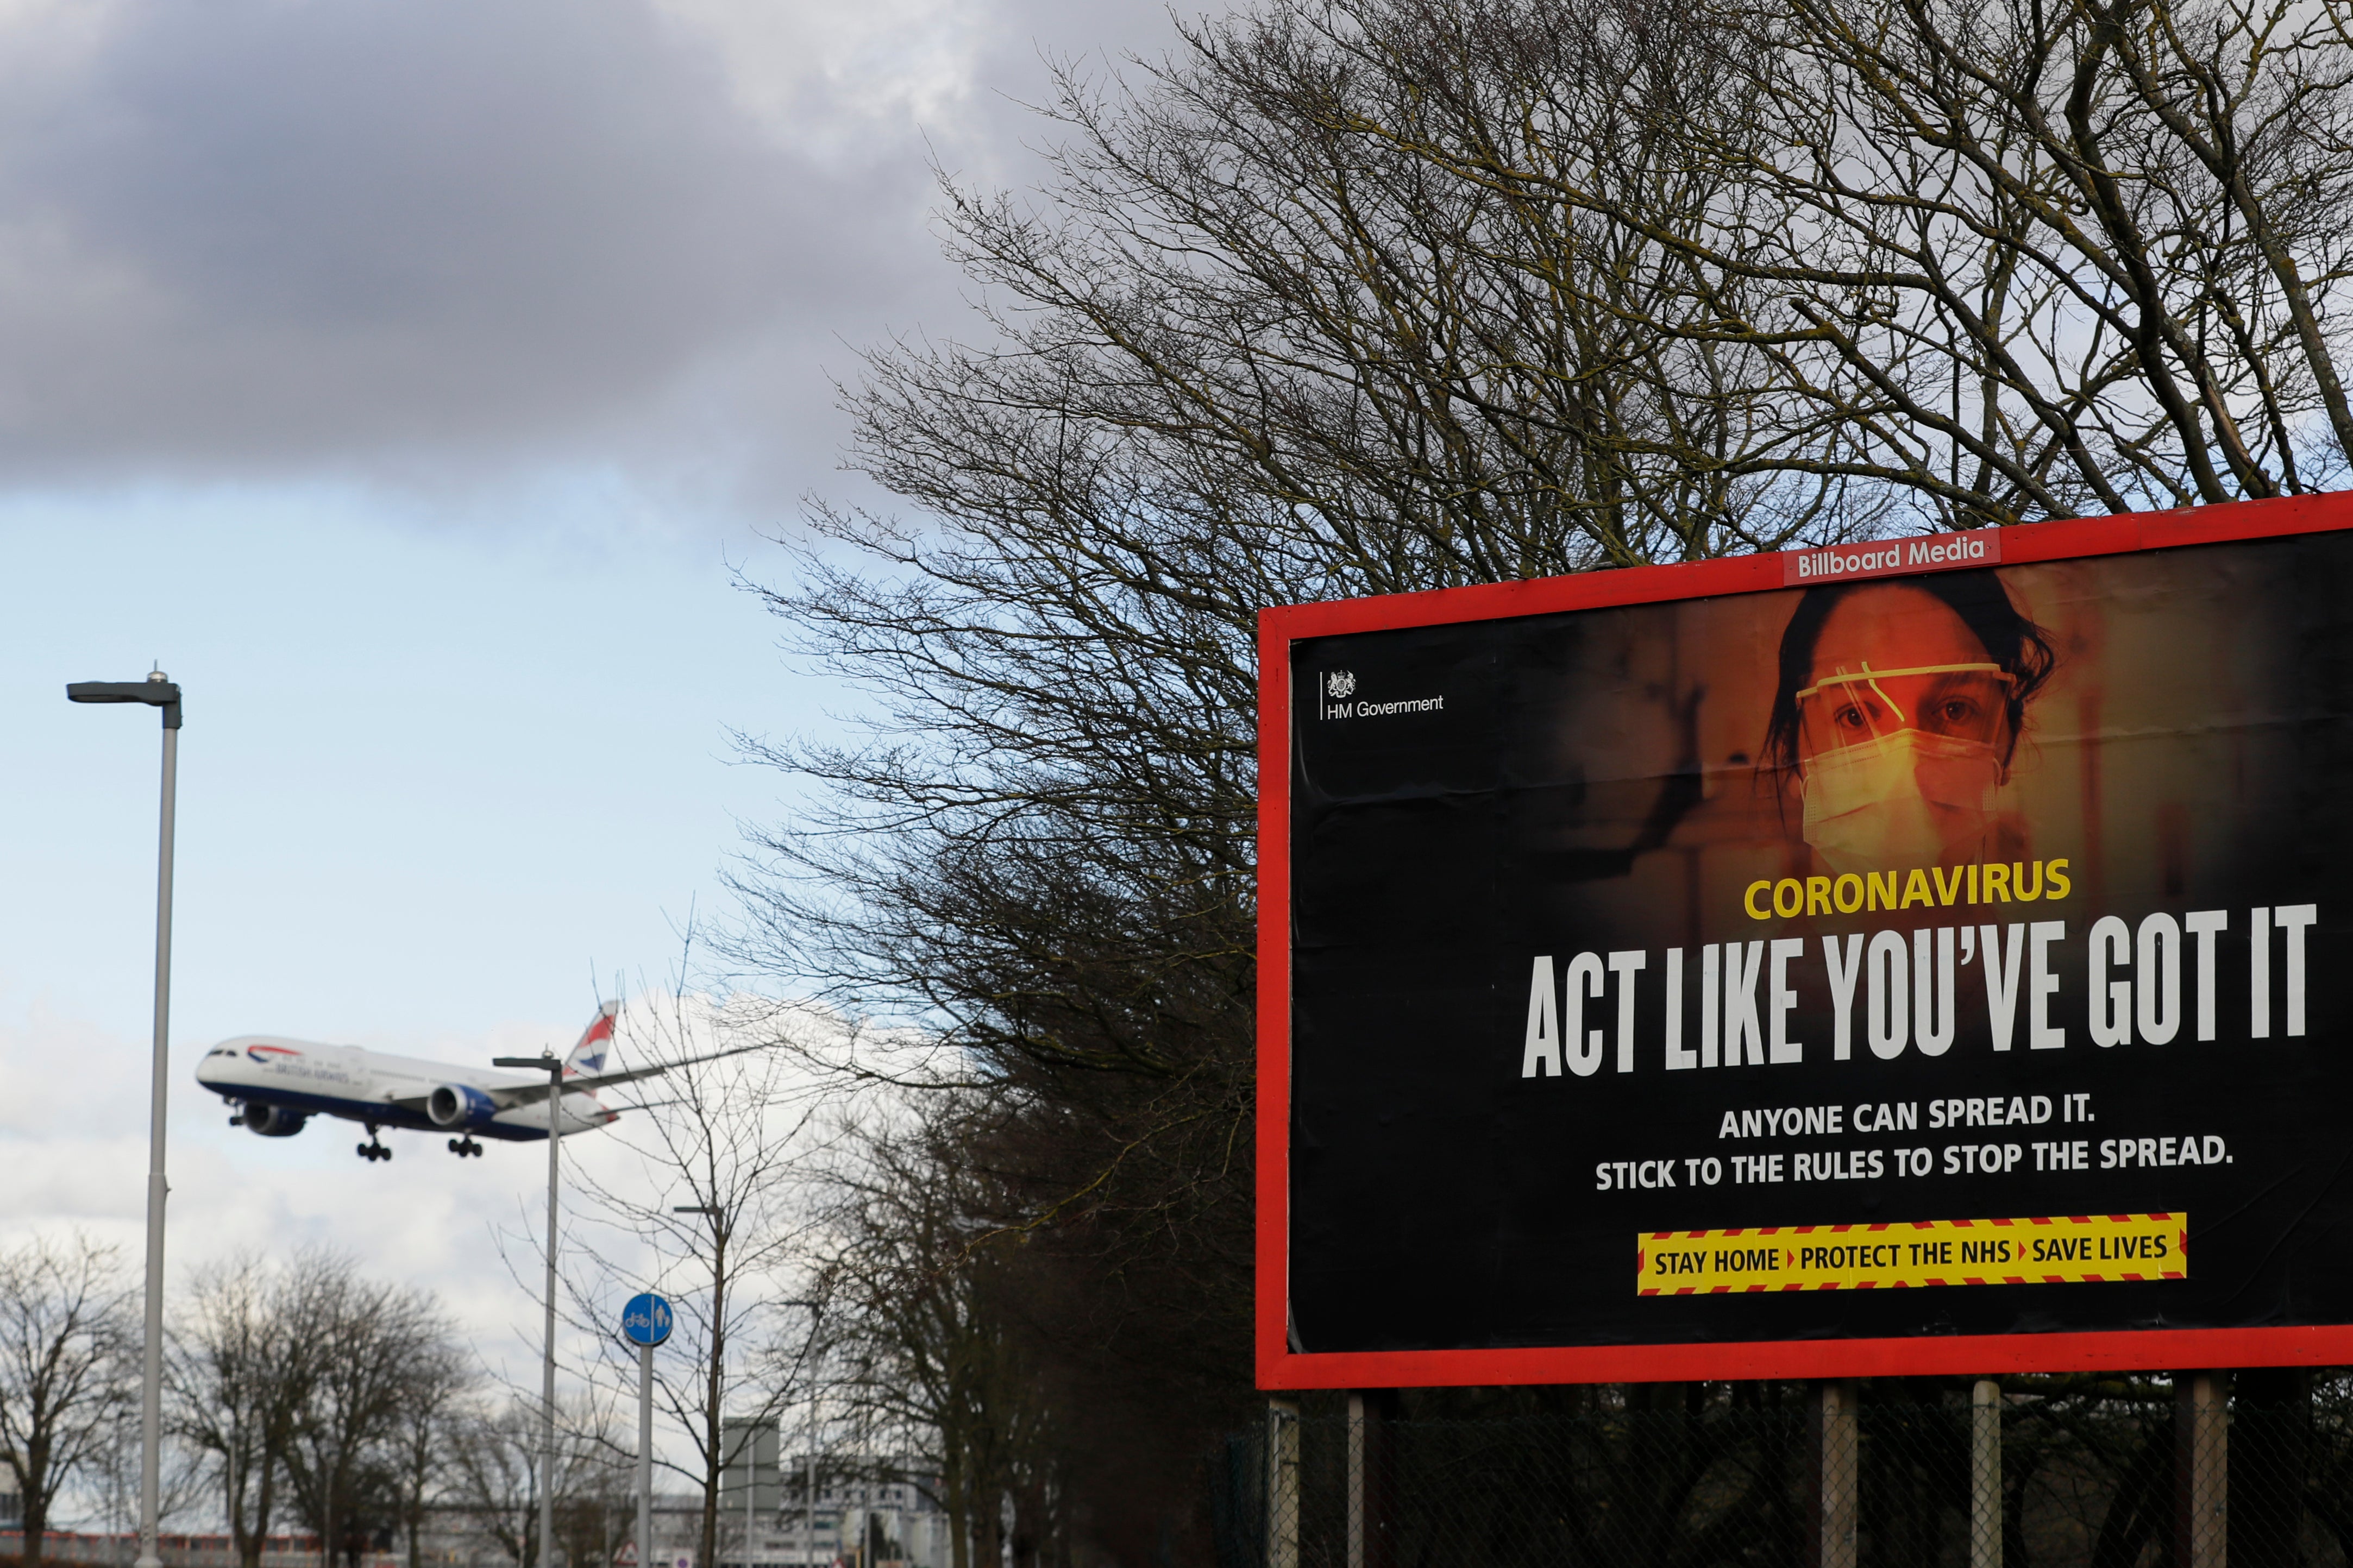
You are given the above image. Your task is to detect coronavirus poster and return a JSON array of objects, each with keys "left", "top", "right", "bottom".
[{"left": 1258, "top": 497, "right": 2353, "bottom": 1386}]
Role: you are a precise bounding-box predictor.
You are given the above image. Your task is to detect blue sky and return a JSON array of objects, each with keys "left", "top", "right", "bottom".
[
  {"left": 0, "top": 0, "right": 1178, "bottom": 1455},
  {"left": 2, "top": 484, "right": 805, "bottom": 1047}
]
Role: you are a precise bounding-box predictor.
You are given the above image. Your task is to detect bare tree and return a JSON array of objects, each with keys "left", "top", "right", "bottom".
[
  {"left": 446, "top": 1401, "right": 540, "bottom": 1568},
  {"left": 173, "top": 1251, "right": 462, "bottom": 1568},
  {"left": 1323, "top": 0, "right": 2353, "bottom": 521},
  {"left": 87, "top": 1403, "right": 208, "bottom": 1545},
  {"left": 548, "top": 1401, "right": 632, "bottom": 1568},
  {"left": 172, "top": 1255, "right": 315, "bottom": 1568},
  {"left": 0, "top": 1235, "right": 131, "bottom": 1564},
  {"left": 733, "top": 0, "right": 2353, "bottom": 1496},
  {"left": 737, "top": 0, "right": 2353, "bottom": 1548},
  {"left": 559, "top": 986, "right": 820, "bottom": 1568},
  {"left": 385, "top": 1337, "right": 472, "bottom": 1568},
  {"left": 446, "top": 1396, "right": 629, "bottom": 1568},
  {"left": 811, "top": 1103, "right": 1068, "bottom": 1568},
  {"left": 280, "top": 1269, "right": 447, "bottom": 1568}
]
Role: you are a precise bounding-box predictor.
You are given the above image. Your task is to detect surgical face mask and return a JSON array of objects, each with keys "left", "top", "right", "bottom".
[{"left": 1801, "top": 728, "right": 2005, "bottom": 874}]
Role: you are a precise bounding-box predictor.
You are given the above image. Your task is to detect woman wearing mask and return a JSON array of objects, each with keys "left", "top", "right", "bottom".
[{"left": 1761, "top": 573, "right": 2056, "bottom": 874}]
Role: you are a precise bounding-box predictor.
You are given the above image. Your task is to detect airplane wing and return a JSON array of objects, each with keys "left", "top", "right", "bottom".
[{"left": 486, "top": 1040, "right": 773, "bottom": 1106}]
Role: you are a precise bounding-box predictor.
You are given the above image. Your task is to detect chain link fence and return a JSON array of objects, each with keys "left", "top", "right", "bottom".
[{"left": 1213, "top": 1375, "right": 2353, "bottom": 1568}]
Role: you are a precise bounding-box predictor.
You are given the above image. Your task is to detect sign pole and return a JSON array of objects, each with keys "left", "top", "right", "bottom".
[
  {"left": 619, "top": 1295, "right": 673, "bottom": 1568},
  {"left": 638, "top": 1342, "right": 654, "bottom": 1568}
]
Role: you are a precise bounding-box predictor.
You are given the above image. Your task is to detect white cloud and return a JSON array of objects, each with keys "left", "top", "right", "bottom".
[{"left": 649, "top": 0, "right": 986, "bottom": 162}]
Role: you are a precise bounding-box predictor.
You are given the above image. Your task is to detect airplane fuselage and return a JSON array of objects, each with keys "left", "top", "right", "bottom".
[{"left": 198, "top": 1036, "right": 617, "bottom": 1144}]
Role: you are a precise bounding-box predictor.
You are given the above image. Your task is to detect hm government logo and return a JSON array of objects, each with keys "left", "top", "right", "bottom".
[{"left": 1316, "top": 667, "right": 1445, "bottom": 721}]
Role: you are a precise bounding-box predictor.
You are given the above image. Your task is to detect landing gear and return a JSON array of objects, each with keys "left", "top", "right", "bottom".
[
  {"left": 446, "top": 1137, "right": 483, "bottom": 1158},
  {"left": 358, "top": 1123, "right": 391, "bottom": 1162}
]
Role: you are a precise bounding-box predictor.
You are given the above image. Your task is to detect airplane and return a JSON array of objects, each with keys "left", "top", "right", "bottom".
[{"left": 194, "top": 1002, "right": 749, "bottom": 1162}]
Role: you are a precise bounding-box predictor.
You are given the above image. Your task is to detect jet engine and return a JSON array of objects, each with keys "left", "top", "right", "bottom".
[
  {"left": 427, "top": 1084, "right": 498, "bottom": 1129},
  {"left": 242, "top": 1104, "right": 307, "bottom": 1137}
]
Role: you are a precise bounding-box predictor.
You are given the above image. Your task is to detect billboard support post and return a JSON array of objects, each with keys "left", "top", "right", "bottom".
[
  {"left": 1344, "top": 1395, "right": 1364, "bottom": 1568},
  {"left": 1343, "top": 1391, "right": 1392, "bottom": 1568},
  {"left": 1266, "top": 1400, "right": 1299, "bottom": 1568},
  {"left": 1811, "top": 1381, "right": 1858, "bottom": 1568},
  {"left": 2233, "top": 1367, "right": 2311, "bottom": 1568},
  {"left": 2176, "top": 1373, "right": 2226, "bottom": 1568},
  {"left": 1971, "top": 1380, "right": 2002, "bottom": 1568}
]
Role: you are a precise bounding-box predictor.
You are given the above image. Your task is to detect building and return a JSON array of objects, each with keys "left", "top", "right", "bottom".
[
  {"left": 629, "top": 1459, "right": 952, "bottom": 1568},
  {"left": 0, "top": 1532, "right": 395, "bottom": 1568}
]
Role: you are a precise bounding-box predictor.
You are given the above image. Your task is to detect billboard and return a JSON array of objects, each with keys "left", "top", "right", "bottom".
[{"left": 1257, "top": 495, "right": 2353, "bottom": 1387}]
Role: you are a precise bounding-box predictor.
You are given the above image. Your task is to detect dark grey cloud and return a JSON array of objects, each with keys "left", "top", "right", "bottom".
[{"left": 0, "top": 0, "right": 1176, "bottom": 498}]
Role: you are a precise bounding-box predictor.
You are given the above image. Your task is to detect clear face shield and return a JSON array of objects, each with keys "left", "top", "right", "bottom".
[{"left": 1795, "top": 662, "right": 2015, "bottom": 872}]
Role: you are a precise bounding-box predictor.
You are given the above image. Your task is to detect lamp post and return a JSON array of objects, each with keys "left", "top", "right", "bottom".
[
  {"left": 780, "top": 1301, "right": 823, "bottom": 1568},
  {"left": 65, "top": 671, "right": 182, "bottom": 1568},
  {"left": 494, "top": 1049, "right": 570, "bottom": 1568},
  {"left": 671, "top": 1207, "right": 732, "bottom": 1568}
]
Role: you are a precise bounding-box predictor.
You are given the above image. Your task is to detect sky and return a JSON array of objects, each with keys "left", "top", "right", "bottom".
[{"left": 0, "top": 0, "right": 1182, "bottom": 1500}]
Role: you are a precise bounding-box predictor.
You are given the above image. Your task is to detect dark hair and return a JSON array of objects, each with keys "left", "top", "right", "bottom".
[{"left": 1760, "top": 570, "right": 2057, "bottom": 780}]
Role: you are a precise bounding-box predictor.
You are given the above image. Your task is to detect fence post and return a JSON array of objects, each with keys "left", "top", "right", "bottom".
[
  {"left": 2175, "top": 1371, "right": 2226, "bottom": 1568},
  {"left": 1268, "top": 1397, "right": 1300, "bottom": 1568},
  {"left": 1971, "top": 1380, "right": 2001, "bottom": 1568},
  {"left": 1811, "top": 1380, "right": 1859, "bottom": 1568}
]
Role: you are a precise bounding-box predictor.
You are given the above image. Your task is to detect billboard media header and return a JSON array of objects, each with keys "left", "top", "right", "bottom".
[
  {"left": 1786, "top": 528, "right": 2001, "bottom": 585},
  {"left": 1257, "top": 494, "right": 2353, "bottom": 1389}
]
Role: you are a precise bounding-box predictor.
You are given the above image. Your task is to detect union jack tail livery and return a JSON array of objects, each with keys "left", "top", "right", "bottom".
[{"left": 565, "top": 1000, "right": 620, "bottom": 1076}]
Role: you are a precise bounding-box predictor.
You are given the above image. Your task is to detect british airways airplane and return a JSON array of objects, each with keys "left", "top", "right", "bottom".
[{"left": 194, "top": 1002, "right": 741, "bottom": 1162}]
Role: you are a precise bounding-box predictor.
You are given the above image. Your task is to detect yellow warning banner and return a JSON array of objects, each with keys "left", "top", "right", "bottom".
[{"left": 1637, "top": 1214, "right": 2185, "bottom": 1294}]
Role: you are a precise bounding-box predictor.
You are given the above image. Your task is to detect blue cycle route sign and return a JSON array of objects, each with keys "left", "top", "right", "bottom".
[{"left": 620, "top": 1292, "right": 673, "bottom": 1347}]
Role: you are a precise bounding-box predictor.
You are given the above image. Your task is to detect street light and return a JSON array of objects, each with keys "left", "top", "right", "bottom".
[
  {"left": 65, "top": 670, "right": 183, "bottom": 1568},
  {"left": 494, "top": 1048, "right": 569, "bottom": 1568},
  {"left": 671, "top": 1207, "right": 753, "bottom": 1568},
  {"left": 666, "top": 1218, "right": 820, "bottom": 1568},
  {"left": 779, "top": 1300, "right": 823, "bottom": 1568}
]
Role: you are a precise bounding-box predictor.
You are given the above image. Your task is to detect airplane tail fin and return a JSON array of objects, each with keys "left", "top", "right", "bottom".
[{"left": 564, "top": 1001, "right": 621, "bottom": 1076}]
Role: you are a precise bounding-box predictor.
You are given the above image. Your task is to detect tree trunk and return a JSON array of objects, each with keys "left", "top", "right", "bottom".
[
  {"left": 943, "top": 1456, "right": 969, "bottom": 1568},
  {"left": 240, "top": 1459, "right": 276, "bottom": 1568},
  {"left": 21, "top": 1465, "right": 46, "bottom": 1568}
]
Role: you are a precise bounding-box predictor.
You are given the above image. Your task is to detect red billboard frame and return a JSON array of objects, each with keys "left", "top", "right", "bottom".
[{"left": 1257, "top": 492, "right": 2353, "bottom": 1390}]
